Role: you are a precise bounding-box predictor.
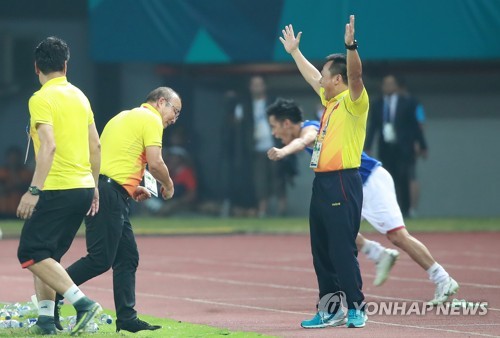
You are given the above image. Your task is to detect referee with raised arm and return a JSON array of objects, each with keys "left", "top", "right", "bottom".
[{"left": 279, "top": 15, "right": 369, "bottom": 329}]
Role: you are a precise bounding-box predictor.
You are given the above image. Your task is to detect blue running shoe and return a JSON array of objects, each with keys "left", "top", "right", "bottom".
[
  {"left": 346, "top": 309, "right": 367, "bottom": 328},
  {"left": 301, "top": 308, "right": 346, "bottom": 329}
]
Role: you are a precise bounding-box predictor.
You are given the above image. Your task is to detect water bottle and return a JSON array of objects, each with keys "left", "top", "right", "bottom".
[
  {"left": 23, "top": 318, "right": 37, "bottom": 328},
  {"left": 62, "top": 315, "right": 77, "bottom": 332},
  {"left": 0, "top": 319, "right": 23, "bottom": 328},
  {"left": 99, "top": 314, "right": 113, "bottom": 325},
  {"left": 0, "top": 310, "right": 10, "bottom": 320},
  {"left": 11, "top": 319, "right": 23, "bottom": 328},
  {"left": 85, "top": 321, "right": 99, "bottom": 333},
  {"left": 19, "top": 302, "right": 36, "bottom": 317}
]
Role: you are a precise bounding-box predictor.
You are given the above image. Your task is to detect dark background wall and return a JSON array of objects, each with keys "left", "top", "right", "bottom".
[{"left": 1, "top": 0, "right": 499, "bottom": 217}]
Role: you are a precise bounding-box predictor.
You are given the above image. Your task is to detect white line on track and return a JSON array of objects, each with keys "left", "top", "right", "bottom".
[
  {"left": 142, "top": 257, "right": 500, "bottom": 289},
  {"left": 143, "top": 270, "right": 500, "bottom": 310}
]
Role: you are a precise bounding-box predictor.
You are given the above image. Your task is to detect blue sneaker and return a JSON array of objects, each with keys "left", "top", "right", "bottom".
[
  {"left": 346, "top": 309, "right": 367, "bottom": 328},
  {"left": 301, "top": 308, "right": 346, "bottom": 329}
]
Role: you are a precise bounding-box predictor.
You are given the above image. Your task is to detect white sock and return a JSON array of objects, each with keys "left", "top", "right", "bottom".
[
  {"left": 63, "top": 284, "right": 86, "bottom": 304},
  {"left": 427, "top": 262, "right": 449, "bottom": 284},
  {"left": 38, "top": 300, "right": 55, "bottom": 317},
  {"left": 361, "top": 239, "right": 385, "bottom": 263}
]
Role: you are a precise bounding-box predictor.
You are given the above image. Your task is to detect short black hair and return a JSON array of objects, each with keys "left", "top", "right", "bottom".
[
  {"left": 266, "top": 98, "right": 303, "bottom": 123},
  {"left": 325, "top": 53, "right": 347, "bottom": 84},
  {"left": 146, "top": 87, "right": 180, "bottom": 103},
  {"left": 35, "top": 36, "right": 70, "bottom": 74}
]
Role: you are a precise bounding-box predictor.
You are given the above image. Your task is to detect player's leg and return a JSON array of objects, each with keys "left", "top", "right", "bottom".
[
  {"left": 19, "top": 189, "right": 101, "bottom": 335},
  {"left": 360, "top": 168, "right": 400, "bottom": 286},
  {"left": 386, "top": 228, "right": 433, "bottom": 269},
  {"left": 356, "top": 232, "right": 399, "bottom": 286},
  {"left": 32, "top": 275, "right": 57, "bottom": 334},
  {"left": 386, "top": 228, "right": 458, "bottom": 304}
]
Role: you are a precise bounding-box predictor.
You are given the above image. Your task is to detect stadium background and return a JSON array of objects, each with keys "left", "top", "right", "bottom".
[{"left": 0, "top": 0, "right": 499, "bottom": 217}]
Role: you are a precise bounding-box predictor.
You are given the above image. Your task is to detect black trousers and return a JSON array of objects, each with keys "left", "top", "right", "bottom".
[
  {"left": 309, "top": 169, "right": 364, "bottom": 310},
  {"left": 65, "top": 175, "right": 138, "bottom": 324}
]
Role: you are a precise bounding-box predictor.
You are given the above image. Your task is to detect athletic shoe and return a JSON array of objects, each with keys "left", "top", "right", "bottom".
[
  {"left": 300, "top": 308, "right": 346, "bottom": 329},
  {"left": 428, "top": 277, "right": 459, "bottom": 305},
  {"left": 28, "top": 323, "right": 57, "bottom": 335},
  {"left": 28, "top": 315, "right": 57, "bottom": 335},
  {"left": 346, "top": 309, "right": 367, "bottom": 328},
  {"left": 116, "top": 318, "right": 162, "bottom": 333},
  {"left": 373, "top": 248, "right": 400, "bottom": 286},
  {"left": 54, "top": 299, "right": 63, "bottom": 331},
  {"left": 70, "top": 297, "right": 102, "bottom": 336}
]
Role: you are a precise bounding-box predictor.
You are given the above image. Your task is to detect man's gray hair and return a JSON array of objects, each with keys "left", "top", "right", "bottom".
[{"left": 146, "top": 87, "right": 179, "bottom": 103}]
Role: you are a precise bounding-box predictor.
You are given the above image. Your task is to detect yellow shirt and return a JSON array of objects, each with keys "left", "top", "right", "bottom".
[
  {"left": 29, "top": 76, "right": 95, "bottom": 189},
  {"left": 100, "top": 103, "right": 163, "bottom": 196},
  {"left": 315, "top": 87, "right": 369, "bottom": 172}
]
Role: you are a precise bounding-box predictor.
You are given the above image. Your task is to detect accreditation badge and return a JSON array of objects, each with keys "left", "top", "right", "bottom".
[
  {"left": 144, "top": 170, "right": 158, "bottom": 197},
  {"left": 309, "top": 141, "right": 322, "bottom": 168}
]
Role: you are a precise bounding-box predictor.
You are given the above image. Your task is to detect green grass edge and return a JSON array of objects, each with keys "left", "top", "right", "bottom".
[
  {"left": 0, "top": 304, "right": 273, "bottom": 337},
  {"left": 1, "top": 217, "right": 500, "bottom": 238}
]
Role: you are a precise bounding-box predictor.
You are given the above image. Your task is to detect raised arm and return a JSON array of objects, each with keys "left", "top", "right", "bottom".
[
  {"left": 268, "top": 126, "right": 318, "bottom": 161},
  {"left": 280, "top": 25, "right": 322, "bottom": 96},
  {"left": 345, "top": 15, "right": 364, "bottom": 101}
]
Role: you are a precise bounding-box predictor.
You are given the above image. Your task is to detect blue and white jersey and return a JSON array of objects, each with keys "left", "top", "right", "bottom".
[
  {"left": 301, "top": 120, "right": 381, "bottom": 184},
  {"left": 302, "top": 120, "right": 320, "bottom": 155}
]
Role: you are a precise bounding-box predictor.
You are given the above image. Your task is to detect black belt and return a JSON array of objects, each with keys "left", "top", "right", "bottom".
[{"left": 99, "top": 174, "right": 129, "bottom": 199}]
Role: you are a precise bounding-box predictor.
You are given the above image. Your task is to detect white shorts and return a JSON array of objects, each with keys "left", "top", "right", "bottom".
[{"left": 362, "top": 166, "right": 405, "bottom": 234}]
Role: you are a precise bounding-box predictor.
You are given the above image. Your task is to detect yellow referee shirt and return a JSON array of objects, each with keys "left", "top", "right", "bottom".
[
  {"left": 29, "top": 76, "right": 95, "bottom": 190},
  {"left": 315, "top": 87, "right": 369, "bottom": 172},
  {"left": 100, "top": 103, "right": 163, "bottom": 196}
]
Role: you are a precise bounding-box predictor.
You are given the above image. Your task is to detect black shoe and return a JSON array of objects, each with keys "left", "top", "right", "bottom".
[
  {"left": 29, "top": 316, "right": 57, "bottom": 335},
  {"left": 54, "top": 300, "right": 63, "bottom": 331},
  {"left": 116, "top": 318, "right": 162, "bottom": 333},
  {"left": 28, "top": 323, "right": 57, "bottom": 335}
]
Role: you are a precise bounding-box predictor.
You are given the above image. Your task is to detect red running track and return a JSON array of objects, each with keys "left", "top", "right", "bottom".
[{"left": 1, "top": 232, "right": 499, "bottom": 337}]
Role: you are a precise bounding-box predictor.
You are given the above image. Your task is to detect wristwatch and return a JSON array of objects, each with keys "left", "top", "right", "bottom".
[
  {"left": 345, "top": 40, "right": 358, "bottom": 50},
  {"left": 28, "top": 186, "right": 41, "bottom": 196}
]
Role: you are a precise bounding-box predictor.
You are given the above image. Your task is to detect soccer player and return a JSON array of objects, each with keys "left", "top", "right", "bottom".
[
  {"left": 266, "top": 97, "right": 459, "bottom": 306},
  {"left": 54, "top": 87, "right": 179, "bottom": 333},
  {"left": 16, "top": 36, "right": 101, "bottom": 335}
]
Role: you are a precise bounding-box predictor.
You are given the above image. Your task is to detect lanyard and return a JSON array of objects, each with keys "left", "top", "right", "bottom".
[
  {"left": 24, "top": 123, "right": 31, "bottom": 164},
  {"left": 318, "top": 101, "right": 341, "bottom": 140}
]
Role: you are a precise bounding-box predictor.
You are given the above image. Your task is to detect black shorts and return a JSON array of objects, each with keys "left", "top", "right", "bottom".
[{"left": 17, "top": 188, "right": 94, "bottom": 267}]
